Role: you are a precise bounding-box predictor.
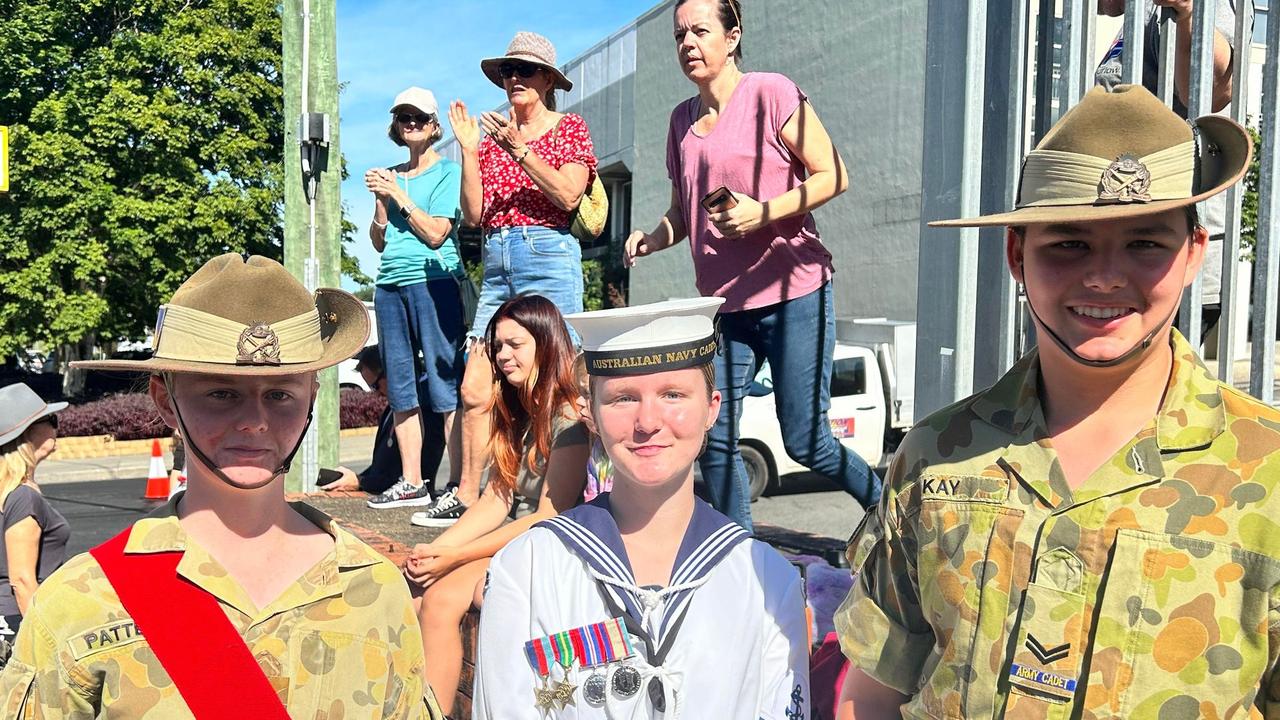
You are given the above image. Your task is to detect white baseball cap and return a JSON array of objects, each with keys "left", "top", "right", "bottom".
[{"left": 390, "top": 87, "right": 438, "bottom": 116}]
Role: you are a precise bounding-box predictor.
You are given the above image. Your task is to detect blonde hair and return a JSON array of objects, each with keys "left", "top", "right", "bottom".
[{"left": 0, "top": 437, "right": 37, "bottom": 510}]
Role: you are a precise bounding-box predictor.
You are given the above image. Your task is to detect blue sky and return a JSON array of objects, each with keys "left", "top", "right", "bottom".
[{"left": 335, "top": 0, "right": 659, "bottom": 288}]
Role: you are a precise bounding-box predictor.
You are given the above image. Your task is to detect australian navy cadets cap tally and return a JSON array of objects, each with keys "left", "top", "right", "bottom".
[{"left": 566, "top": 298, "right": 726, "bottom": 377}]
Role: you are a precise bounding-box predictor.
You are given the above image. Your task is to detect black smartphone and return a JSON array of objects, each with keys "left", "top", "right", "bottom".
[{"left": 700, "top": 186, "right": 738, "bottom": 213}]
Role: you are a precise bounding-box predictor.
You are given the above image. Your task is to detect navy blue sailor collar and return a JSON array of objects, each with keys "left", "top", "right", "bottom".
[{"left": 536, "top": 494, "right": 751, "bottom": 643}]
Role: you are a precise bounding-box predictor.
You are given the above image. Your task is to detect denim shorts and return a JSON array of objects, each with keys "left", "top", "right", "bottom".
[
  {"left": 375, "top": 279, "right": 464, "bottom": 414},
  {"left": 471, "top": 226, "right": 583, "bottom": 343}
]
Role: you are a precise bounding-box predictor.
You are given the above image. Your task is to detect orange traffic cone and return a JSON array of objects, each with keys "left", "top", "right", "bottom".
[{"left": 143, "top": 439, "right": 169, "bottom": 500}]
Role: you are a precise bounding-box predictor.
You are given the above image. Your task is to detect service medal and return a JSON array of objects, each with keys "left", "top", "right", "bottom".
[
  {"left": 612, "top": 665, "right": 642, "bottom": 698},
  {"left": 584, "top": 672, "right": 608, "bottom": 704},
  {"left": 551, "top": 678, "right": 578, "bottom": 709}
]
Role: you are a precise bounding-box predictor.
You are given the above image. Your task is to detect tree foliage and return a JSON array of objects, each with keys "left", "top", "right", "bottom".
[
  {"left": 1241, "top": 124, "right": 1262, "bottom": 261},
  {"left": 0, "top": 0, "right": 284, "bottom": 357},
  {"left": 0, "top": 0, "right": 367, "bottom": 358}
]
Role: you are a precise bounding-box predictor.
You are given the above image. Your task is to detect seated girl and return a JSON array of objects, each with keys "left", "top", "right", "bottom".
[{"left": 405, "top": 293, "right": 588, "bottom": 719}]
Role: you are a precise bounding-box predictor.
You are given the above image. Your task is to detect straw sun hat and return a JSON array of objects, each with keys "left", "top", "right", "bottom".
[{"left": 480, "top": 31, "right": 573, "bottom": 92}]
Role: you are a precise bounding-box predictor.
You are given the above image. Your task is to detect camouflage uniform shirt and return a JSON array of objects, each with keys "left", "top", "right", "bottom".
[
  {"left": 836, "top": 331, "right": 1280, "bottom": 719},
  {"left": 0, "top": 497, "right": 443, "bottom": 719}
]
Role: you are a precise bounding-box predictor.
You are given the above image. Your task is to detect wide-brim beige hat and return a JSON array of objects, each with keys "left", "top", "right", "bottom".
[
  {"left": 73, "top": 254, "right": 369, "bottom": 376},
  {"left": 932, "top": 84, "right": 1252, "bottom": 227},
  {"left": 480, "top": 31, "right": 573, "bottom": 92}
]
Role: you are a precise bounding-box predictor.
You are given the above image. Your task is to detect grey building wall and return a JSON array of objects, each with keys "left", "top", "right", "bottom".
[{"left": 628, "top": 0, "right": 929, "bottom": 322}]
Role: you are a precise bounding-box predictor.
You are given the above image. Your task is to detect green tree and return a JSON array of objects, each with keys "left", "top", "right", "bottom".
[
  {"left": 0, "top": 0, "right": 366, "bottom": 381},
  {"left": 1241, "top": 124, "right": 1262, "bottom": 261}
]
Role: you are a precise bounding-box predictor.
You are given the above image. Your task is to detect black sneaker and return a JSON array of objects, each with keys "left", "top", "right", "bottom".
[
  {"left": 366, "top": 478, "right": 434, "bottom": 509},
  {"left": 409, "top": 487, "right": 468, "bottom": 527}
]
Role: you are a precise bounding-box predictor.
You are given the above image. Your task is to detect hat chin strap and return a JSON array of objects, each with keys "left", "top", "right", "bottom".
[
  {"left": 1022, "top": 283, "right": 1179, "bottom": 369},
  {"left": 163, "top": 375, "right": 314, "bottom": 492}
]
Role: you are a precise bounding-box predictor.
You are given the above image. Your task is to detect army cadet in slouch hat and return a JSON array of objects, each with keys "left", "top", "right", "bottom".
[
  {"left": 835, "top": 85, "right": 1280, "bottom": 719},
  {"left": 0, "top": 255, "right": 443, "bottom": 719}
]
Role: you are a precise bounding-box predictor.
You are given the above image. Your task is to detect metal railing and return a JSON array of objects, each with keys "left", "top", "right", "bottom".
[{"left": 916, "top": 0, "right": 1279, "bottom": 416}]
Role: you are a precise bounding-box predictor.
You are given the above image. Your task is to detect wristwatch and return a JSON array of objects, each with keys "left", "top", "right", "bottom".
[{"left": 399, "top": 203, "right": 417, "bottom": 219}]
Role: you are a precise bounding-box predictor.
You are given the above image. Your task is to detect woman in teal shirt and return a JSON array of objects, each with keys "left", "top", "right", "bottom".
[{"left": 364, "top": 86, "right": 464, "bottom": 510}]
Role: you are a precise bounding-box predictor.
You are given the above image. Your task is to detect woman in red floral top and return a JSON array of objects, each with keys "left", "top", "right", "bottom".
[{"left": 417, "top": 31, "right": 597, "bottom": 524}]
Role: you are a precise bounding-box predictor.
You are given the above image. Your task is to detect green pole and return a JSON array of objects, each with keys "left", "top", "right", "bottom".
[{"left": 283, "top": 0, "right": 341, "bottom": 492}]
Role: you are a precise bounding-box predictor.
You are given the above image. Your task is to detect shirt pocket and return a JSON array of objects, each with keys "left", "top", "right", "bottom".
[
  {"left": 1086, "top": 528, "right": 1280, "bottom": 719},
  {"left": 291, "top": 629, "right": 392, "bottom": 720},
  {"left": 0, "top": 659, "right": 35, "bottom": 719},
  {"left": 913, "top": 491, "right": 1023, "bottom": 719},
  {"left": 1005, "top": 578, "right": 1086, "bottom": 720}
]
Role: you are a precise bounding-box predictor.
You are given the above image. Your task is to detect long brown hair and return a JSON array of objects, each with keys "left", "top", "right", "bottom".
[{"left": 485, "top": 294, "right": 580, "bottom": 494}]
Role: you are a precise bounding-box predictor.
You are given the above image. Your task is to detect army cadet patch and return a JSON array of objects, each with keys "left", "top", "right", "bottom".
[
  {"left": 69, "top": 620, "right": 146, "bottom": 661},
  {"left": 1008, "top": 663, "right": 1077, "bottom": 698}
]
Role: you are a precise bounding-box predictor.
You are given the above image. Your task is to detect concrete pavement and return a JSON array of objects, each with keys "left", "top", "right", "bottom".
[{"left": 39, "top": 433, "right": 867, "bottom": 559}]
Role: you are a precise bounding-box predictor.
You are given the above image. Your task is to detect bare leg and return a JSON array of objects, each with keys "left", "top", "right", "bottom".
[
  {"left": 418, "top": 557, "right": 490, "bottom": 717},
  {"left": 393, "top": 407, "right": 424, "bottom": 488},
  {"left": 454, "top": 343, "right": 494, "bottom": 505}
]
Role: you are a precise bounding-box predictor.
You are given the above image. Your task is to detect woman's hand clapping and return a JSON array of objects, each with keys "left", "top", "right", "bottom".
[
  {"left": 480, "top": 110, "right": 527, "bottom": 159},
  {"left": 364, "top": 168, "right": 398, "bottom": 200},
  {"left": 449, "top": 100, "right": 482, "bottom": 152}
]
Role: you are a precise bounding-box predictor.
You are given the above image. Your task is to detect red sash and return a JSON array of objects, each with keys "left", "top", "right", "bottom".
[{"left": 90, "top": 527, "right": 290, "bottom": 719}]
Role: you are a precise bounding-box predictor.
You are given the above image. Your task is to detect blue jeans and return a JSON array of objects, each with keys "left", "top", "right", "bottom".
[
  {"left": 472, "top": 226, "right": 583, "bottom": 343},
  {"left": 375, "top": 279, "right": 463, "bottom": 414},
  {"left": 699, "top": 282, "right": 882, "bottom": 530}
]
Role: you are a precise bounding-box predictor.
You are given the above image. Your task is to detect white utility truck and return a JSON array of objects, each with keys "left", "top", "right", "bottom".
[{"left": 737, "top": 318, "right": 915, "bottom": 501}]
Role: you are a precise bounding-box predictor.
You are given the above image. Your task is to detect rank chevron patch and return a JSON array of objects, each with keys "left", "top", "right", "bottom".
[{"left": 1025, "top": 634, "right": 1071, "bottom": 664}]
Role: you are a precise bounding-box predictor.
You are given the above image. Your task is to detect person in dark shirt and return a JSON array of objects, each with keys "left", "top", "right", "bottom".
[
  {"left": 0, "top": 384, "right": 70, "bottom": 646},
  {"left": 321, "top": 346, "right": 445, "bottom": 494}
]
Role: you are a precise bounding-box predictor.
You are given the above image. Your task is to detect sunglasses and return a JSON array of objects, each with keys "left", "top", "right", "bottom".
[
  {"left": 395, "top": 113, "right": 435, "bottom": 125},
  {"left": 498, "top": 61, "right": 541, "bottom": 80}
]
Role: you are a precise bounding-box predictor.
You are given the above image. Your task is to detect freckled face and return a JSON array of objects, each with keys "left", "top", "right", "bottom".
[{"left": 592, "top": 368, "right": 719, "bottom": 490}]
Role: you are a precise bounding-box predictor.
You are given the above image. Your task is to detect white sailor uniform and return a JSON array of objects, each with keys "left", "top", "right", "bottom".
[{"left": 473, "top": 496, "right": 810, "bottom": 719}]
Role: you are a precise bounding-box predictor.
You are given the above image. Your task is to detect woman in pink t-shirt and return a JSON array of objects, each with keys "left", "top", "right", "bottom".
[{"left": 624, "top": 0, "right": 881, "bottom": 530}]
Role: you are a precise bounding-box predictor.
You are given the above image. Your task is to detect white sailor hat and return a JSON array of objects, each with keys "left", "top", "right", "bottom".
[{"left": 566, "top": 297, "right": 725, "bottom": 377}]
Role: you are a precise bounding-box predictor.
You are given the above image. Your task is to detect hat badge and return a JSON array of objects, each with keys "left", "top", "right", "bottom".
[
  {"left": 237, "top": 322, "right": 282, "bottom": 365},
  {"left": 1097, "top": 154, "right": 1153, "bottom": 204}
]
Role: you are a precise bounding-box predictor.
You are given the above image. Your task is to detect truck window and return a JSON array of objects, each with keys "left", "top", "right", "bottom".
[{"left": 830, "top": 357, "right": 866, "bottom": 397}]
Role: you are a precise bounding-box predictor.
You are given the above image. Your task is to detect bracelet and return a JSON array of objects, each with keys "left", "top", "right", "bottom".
[
  {"left": 514, "top": 147, "right": 531, "bottom": 164},
  {"left": 372, "top": 219, "right": 388, "bottom": 229}
]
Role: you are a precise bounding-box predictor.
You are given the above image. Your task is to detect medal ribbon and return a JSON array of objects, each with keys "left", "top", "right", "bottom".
[
  {"left": 524, "top": 636, "right": 551, "bottom": 677},
  {"left": 524, "top": 618, "right": 636, "bottom": 675}
]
